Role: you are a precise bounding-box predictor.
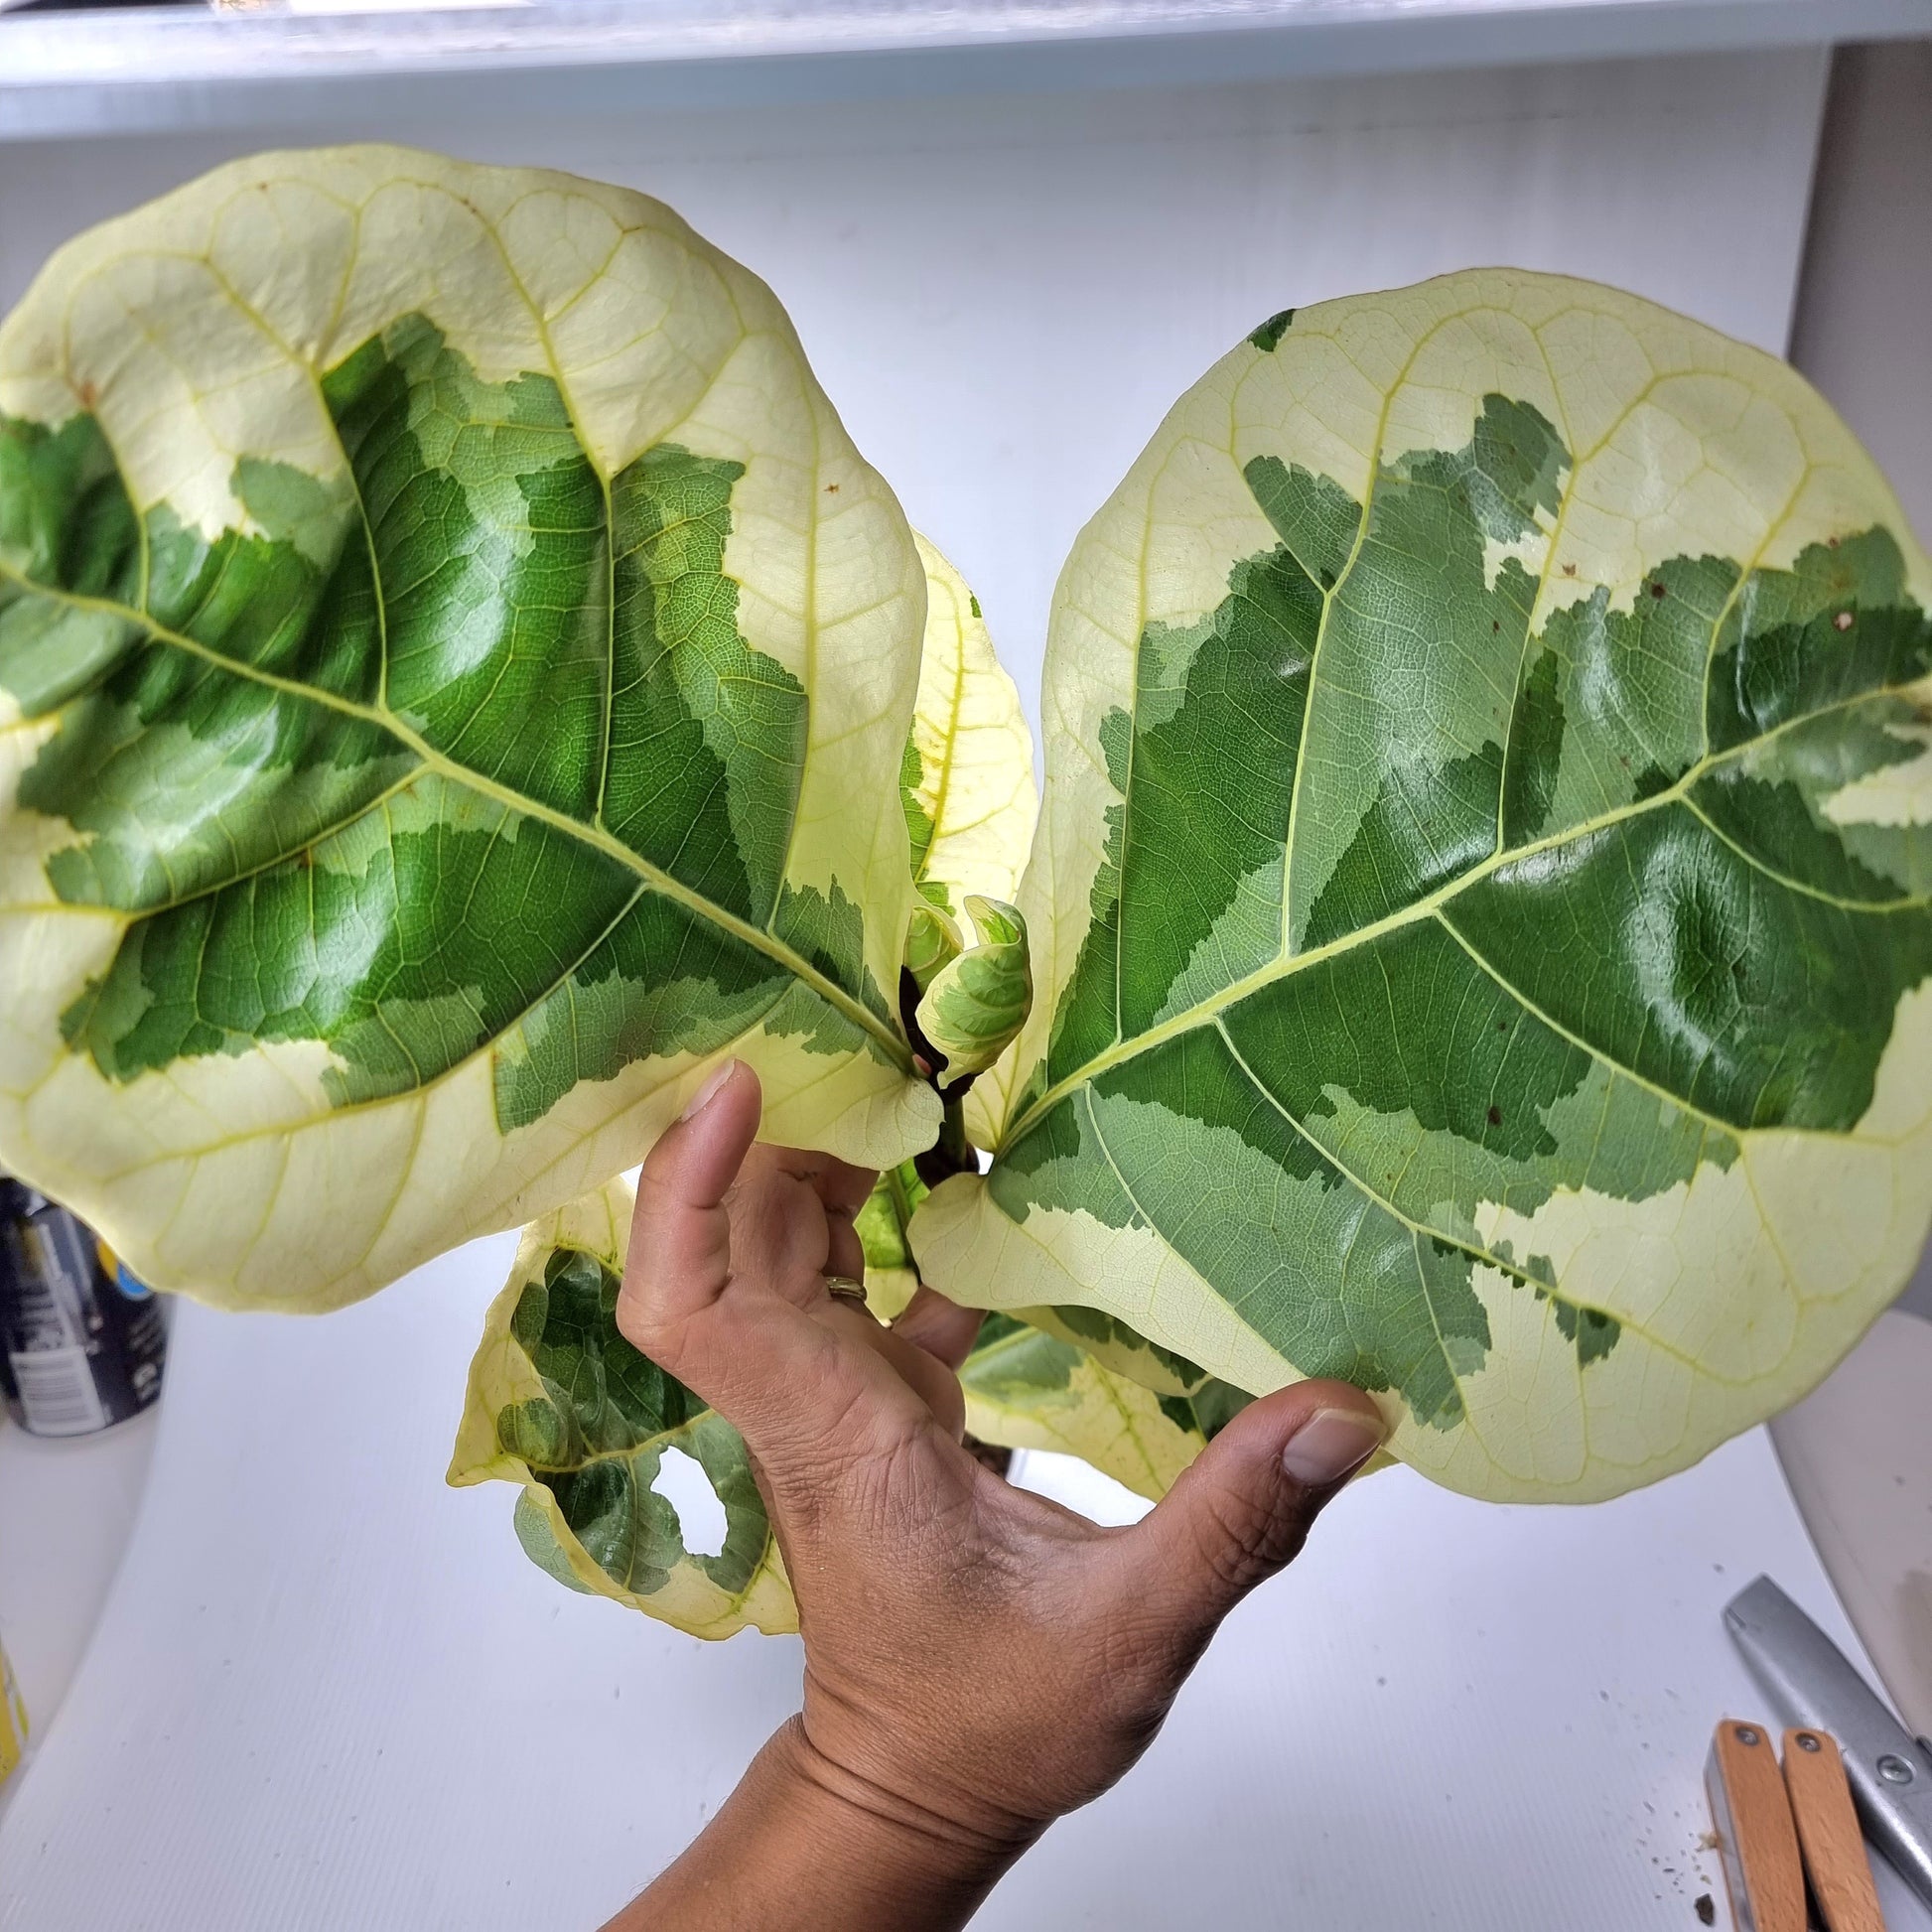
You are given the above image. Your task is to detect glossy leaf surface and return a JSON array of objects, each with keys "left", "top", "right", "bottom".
[
  {"left": 0, "top": 147, "right": 936, "bottom": 1310},
  {"left": 916, "top": 270, "right": 1932, "bottom": 1502}
]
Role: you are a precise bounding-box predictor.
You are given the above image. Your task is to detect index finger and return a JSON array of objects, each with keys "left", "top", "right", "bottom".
[{"left": 616, "top": 1061, "right": 941, "bottom": 1481}]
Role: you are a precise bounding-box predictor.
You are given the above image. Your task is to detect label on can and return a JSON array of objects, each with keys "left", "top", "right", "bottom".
[{"left": 0, "top": 1181, "right": 167, "bottom": 1438}]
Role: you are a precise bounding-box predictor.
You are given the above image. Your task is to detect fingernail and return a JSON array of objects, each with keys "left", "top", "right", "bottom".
[
  {"left": 679, "top": 1059, "right": 738, "bottom": 1122},
  {"left": 1281, "top": 1408, "right": 1384, "bottom": 1488}
]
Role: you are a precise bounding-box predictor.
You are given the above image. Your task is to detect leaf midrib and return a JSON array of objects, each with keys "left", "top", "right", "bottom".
[
  {"left": 0, "top": 558, "right": 911, "bottom": 1072},
  {"left": 1001, "top": 681, "right": 1931, "bottom": 1152}
]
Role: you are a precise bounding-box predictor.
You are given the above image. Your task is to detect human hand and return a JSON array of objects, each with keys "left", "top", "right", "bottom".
[{"left": 610, "top": 1060, "right": 1387, "bottom": 1931}]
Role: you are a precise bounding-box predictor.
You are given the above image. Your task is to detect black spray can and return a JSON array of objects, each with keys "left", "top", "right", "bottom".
[{"left": 0, "top": 1177, "right": 167, "bottom": 1437}]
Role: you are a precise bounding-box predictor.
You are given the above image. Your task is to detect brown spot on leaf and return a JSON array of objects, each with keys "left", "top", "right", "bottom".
[
  {"left": 1486, "top": 1104, "right": 1502, "bottom": 1127},
  {"left": 1650, "top": 581, "right": 1667, "bottom": 599},
  {"left": 1694, "top": 1895, "right": 1715, "bottom": 1925},
  {"left": 825, "top": 483, "right": 840, "bottom": 493},
  {"left": 1562, "top": 562, "right": 1578, "bottom": 578},
  {"left": 75, "top": 378, "right": 99, "bottom": 409}
]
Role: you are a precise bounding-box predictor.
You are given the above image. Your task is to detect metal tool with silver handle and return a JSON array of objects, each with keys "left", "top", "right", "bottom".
[{"left": 1725, "top": 1575, "right": 1932, "bottom": 1911}]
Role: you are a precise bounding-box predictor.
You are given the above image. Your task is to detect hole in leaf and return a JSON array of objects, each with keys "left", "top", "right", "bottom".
[{"left": 653, "top": 1446, "right": 728, "bottom": 1558}]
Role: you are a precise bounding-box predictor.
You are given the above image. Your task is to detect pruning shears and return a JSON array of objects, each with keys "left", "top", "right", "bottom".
[{"left": 1705, "top": 1577, "right": 1932, "bottom": 1930}]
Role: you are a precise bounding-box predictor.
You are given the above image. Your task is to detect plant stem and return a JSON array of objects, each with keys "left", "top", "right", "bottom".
[{"left": 913, "top": 1093, "right": 977, "bottom": 1192}]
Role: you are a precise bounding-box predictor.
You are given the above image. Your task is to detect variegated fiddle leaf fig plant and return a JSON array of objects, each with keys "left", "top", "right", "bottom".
[{"left": 3, "top": 148, "right": 1929, "bottom": 1638}]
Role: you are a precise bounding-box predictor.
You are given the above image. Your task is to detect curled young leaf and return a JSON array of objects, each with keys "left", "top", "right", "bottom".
[
  {"left": 902, "top": 901, "right": 964, "bottom": 996},
  {"left": 448, "top": 1176, "right": 796, "bottom": 1638},
  {"left": 915, "top": 269, "right": 1932, "bottom": 1504},
  {"left": 900, "top": 535, "right": 1037, "bottom": 916},
  {"left": 914, "top": 896, "right": 1033, "bottom": 1090},
  {"left": 0, "top": 147, "right": 937, "bottom": 1311},
  {"left": 898, "top": 536, "right": 1038, "bottom": 1147}
]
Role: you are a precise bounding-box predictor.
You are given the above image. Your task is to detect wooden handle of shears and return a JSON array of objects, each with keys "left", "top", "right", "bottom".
[
  {"left": 1708, "top": 1719, "right": 1808, "bottom": 1932},
  {"left": 1782, "top": 1728, "right": 1885, "bottom": 1932}
]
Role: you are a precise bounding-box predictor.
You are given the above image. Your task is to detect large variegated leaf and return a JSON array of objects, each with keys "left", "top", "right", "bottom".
[
  {"left": 916, "top": 269, "right": 1932, "bottom": 1504},
  {"left": 0, "top": 147, "right": 937, "bottom": 1311},
  {"left": 449, "top": 1177, "right": 795, "bottom": 1637}
]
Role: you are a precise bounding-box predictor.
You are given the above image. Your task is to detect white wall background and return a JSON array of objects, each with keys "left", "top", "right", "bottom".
[
  {"left": 1788, "top": 40, "right": 1932, "bottom": 1319},
  {"left": 0, "top": 49, "right": 1830, "bottom": 741},
  {"left": 1791, "top": 42, "right": 1932, "bottom": 541}
]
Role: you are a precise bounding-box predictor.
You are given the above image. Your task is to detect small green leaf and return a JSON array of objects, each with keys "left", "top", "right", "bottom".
[
  {"left": 856, "top": 1159, "right": 929, "bottom": 1319},
  {"left": 914, "top": 896, "right": 1033, "bottom": 1090}
]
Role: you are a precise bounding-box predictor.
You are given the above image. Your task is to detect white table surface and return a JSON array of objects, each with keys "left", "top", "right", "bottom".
[
  {"left": 2, "top": 1247, "right": 1928, "bottom": 1930},
  {"left": 0, "top": 1405, "right": 157, "bottom": 1786}
]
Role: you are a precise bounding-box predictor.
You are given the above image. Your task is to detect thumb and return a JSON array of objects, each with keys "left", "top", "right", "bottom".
[{"left": 1114, "top": 1382, "right": 1386, "bottom": 1635}]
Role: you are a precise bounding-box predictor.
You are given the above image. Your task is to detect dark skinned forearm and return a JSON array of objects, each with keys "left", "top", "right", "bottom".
[{"left": 606, "top": 1719, "right": 1035, "bottom": 1932}]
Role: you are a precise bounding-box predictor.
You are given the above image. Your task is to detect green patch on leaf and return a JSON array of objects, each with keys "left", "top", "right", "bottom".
[
  {"left": 1540, "top": 1289, "right": 1623, "bottom": 1369},
  {"left": 1248, "top": 308, "right": 1295, "bottom": 353}
]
